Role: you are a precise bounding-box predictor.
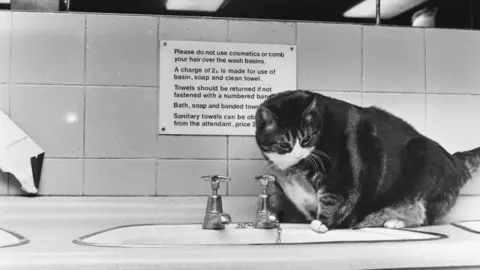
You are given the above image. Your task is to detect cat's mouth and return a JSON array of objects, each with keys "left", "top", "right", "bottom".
[
  {"left": 264, "top": 152, "right": 301, "bottom": 171},
  {"left": 264, "top": 147, "right": 332, "bottom": 172}
]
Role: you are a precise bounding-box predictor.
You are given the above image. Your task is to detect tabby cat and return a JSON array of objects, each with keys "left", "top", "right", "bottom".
[{"left": 254, "top": 90, "right": 480, "bottom": 233}]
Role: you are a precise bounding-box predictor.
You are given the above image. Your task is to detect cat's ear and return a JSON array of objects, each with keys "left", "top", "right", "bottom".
[
  {"left": 256, "top": 105, "right": 277, "bottom": 132},
  {"left": 302, "top": 96, "right": 321, "bottom": 123}
]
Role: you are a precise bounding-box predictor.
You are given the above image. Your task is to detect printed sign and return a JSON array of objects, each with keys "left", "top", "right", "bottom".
[{"left": 159, "top": 40, "right": 297, "bottom": 135}]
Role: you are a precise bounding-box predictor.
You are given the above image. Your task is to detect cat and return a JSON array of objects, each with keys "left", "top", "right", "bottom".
[{"left": 254, "top": 90, "right": 480, "bottom": 233}]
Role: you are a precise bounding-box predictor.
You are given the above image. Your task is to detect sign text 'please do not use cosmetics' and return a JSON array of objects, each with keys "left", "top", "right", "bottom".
[{"left": 159, "top": 40, "right": 297, "bottom": 136}]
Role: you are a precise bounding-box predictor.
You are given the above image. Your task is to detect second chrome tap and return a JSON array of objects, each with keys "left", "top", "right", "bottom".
[{"left": 253, "top": 174, "right": 279, "bottom": 229}]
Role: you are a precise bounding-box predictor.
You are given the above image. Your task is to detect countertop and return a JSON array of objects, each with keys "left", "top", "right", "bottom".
[{"left": 1, "top": 196, "right": 480, "bottom": 270}]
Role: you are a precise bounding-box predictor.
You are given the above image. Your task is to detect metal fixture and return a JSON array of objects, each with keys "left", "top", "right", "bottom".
[
  {"left": 201, "top": 175, "right": 232, "bottom": 230},
  {"left": 253, "top": 174, "right": 278, "bottom": 229}
]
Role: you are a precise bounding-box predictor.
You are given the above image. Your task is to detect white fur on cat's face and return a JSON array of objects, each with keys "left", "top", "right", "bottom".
[{"left": 265, "top": 139, "right": 314, "bottom": 170}]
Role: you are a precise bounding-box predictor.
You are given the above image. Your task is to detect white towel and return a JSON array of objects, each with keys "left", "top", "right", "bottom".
[{"left": 0, "top": 110, "right": 43, "bottom": 194}]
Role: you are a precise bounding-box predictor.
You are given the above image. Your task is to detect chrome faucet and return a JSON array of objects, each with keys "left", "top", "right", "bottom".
[
  {"left": 253, "top": 174, "right": 279, "bottom": 229},
  {"left": 201, "top": 175, "right": 232, "bottom": 230}
]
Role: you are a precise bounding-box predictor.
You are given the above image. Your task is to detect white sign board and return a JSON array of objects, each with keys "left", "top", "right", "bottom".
[{"left": 159, "top": 40, "right": 297, "bottom": 135}]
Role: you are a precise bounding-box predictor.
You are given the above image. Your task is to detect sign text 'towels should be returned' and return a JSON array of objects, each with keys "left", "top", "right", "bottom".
[{"left": 159, "top": 40, "right": 297, "bottom": 135}]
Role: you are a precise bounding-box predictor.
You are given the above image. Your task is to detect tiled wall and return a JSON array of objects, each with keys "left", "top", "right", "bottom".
[{"left": 0, "top": 11, "right": 479, "bottom": 196}]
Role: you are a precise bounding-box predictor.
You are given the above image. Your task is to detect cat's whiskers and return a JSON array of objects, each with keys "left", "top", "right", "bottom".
[
  {"left": 309, "top": 152, "right": 326, "bottom": 173},
  {"left": 312, "top": 149, "right": 335, "bottom": 168},
  {"left": 306, "top": 155, "right": 321, "bottom": 173},
  {"left": 304, "top": 156, "right": 314, "bottom": 171},
  {"left": 311, "top": 149, "right": 331, "bottom": 161}
]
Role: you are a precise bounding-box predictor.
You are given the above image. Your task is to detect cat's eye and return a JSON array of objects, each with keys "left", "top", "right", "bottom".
[
  {"left": 302, "top": 135, "right": 312, "bottom": 143},
  {"left": 278, "top": 142, "right": 290, "bottom": 149},
  {"left": 301, "top": 135, "right": 312, "bottom": 144}
]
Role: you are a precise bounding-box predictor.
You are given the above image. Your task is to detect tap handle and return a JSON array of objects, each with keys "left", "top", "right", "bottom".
[
  {"left": 202, "top": 175, "right": 231, "bottom": 190},
  {"left": 255, "top": 174, "right": 276, "bottom": 188}
]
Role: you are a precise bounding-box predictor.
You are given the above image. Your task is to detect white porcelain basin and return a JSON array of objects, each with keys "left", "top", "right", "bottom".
[
  {"left": 453, "top": 220, "right": 480, "bottom": 233},
  {"left": 73, "top": 223, "right": 445, "bottom": 247},
  {"left": 0, "top": 228, "right": 28, "bottom": 248}
]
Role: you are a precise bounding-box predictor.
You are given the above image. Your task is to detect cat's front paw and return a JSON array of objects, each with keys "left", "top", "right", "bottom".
[
  {"left": 384, "top": 219, "right": 406, "bottom": 229},
  {"left": 310, "top": 220, "right": 329, "bottom": 233}
]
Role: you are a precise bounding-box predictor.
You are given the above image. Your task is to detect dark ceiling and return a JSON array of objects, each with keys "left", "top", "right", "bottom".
[{"left": 69, "top": 0, "right": 478, "bottom": 30}]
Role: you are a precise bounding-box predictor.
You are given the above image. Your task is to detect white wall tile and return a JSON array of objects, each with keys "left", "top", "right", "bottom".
[
  {"left": 363, "top": 93, "right": 426, "bottom": 134},
  {"left": 426, "top": 29, "right": 480, "bottom": 94},
  {"left": 317, "top": 91, "right": 362, "bottom": 107},
  {"left": 37, "top": 159, "right": 83, "bottom": 195},
  {"left": 157, "top": 160, "right": 227, "bottom": 195},
  {"left": 10, "top": 85, "right": 85, "bottom": 158},
  {"left": 228, "top": 160, "right": 273, "bottom": 195},
  {"left": 0, "top": 84, "right": 8, "bottom": 115},
  {"left": 157, "top": 135, "right": 227, "bottom": 159},
  {"left": 86, "top": 14, "right": 157, "bottom": 86},
  {"left": 363, "top": 26, "right": 425, "bottom": 93},
  {"left": 297, "top": 23, "right": 361, "bottom": 91},
  {"left": 228, "top": 20, "right": 295, "bottom": 44},
  {"left": 11, "top": 13, "right": 85, "bottom": 84},
  {"left": 159, "top": 17, "right": 227, "bottom": 42},
  {"left": 85, "top": 159, "right": 156, "bottom": 196},
  {"left": 426, "top": 94, "right": 480, "bottom": 153},
  {"left": 228, "top": 136, "right": 263, "bottom": 159},
  {"left": 0, "top": 12, "right": 10, "bottom": 83},
  {"left": 85, "top": 87, "right": 157, "bottom": 158}
]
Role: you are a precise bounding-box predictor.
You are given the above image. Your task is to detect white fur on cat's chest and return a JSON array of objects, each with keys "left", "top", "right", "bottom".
[
  {"left": 281, "top": 178, "right": 318, "bottom": 221},
  {"left": 265, "top": 139, "right": 318, "bottom": 220}
]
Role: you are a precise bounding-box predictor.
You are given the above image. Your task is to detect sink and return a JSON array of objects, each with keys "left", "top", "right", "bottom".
[
  {"left": 453, "top": 220, "right": 480, "bottom": 233},
  {"left": 0, "top": 228, "right": 29, "bottom": 248},
  {"left": 73, "top": 223, "right": 446, "bottom": 248}
]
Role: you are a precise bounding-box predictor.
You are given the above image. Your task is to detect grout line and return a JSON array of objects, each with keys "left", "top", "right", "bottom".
[
  {"left": 82, "top": 14, "right": 87, "bottom": 195},
  {"left": 226, "top": 136, "right": 230, "bottom": 195},
  {"left": 155, "top": 17, "right": 160, "bottom": 196},
  {"left": 31, "top": 157, "right": 266, "bottom": 161},
  {"left": 318, "top": 89, "right": 480, "bottom": 96},
  {"left": 7, "top": 82, "right": 158, "bottom": 88},
  {"left": 224, "top": 17, "right": 230, "bottom": 195},
  {"left": 226, "top": 18, "right": 230, "bottom": 42},
  {"left": 0, "top": 194, "right": 261, "bottom": 198},
  {"left": 295, "top": 21, "right": 298, "bottom": 90},
  {"left": 6, "top": 12, "right": 13, "bottom": 194},
  {"left": 361, "top": 91, "right": 426, "bottom": 95},
  {"left": 294, "top": 21, "right": 298, "bottom": 48},
  {"left": 423, "top": 92, "right": 480, "bottom": 96},
  {"left": 8, "top": 11, "right": 13, "bottom": 117},
  {"left": 360, "top": 26, "right": 364, "bottom": 106},
  {"left": 83, "top": 157, "right": 160, "bottom": 160},
  {"left": 62, "top": 156, "right": 231, "bottom": 160},
  {"left": 423, "top": 28, "right": 428, "bottom": 136}
]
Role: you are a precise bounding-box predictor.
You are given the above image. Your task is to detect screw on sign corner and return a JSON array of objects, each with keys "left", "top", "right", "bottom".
[
  {"left": 161, "top": 127, "right": 166, "bottom": 132},
  {"left": 163, "top": 42, "right": 167, "bottom": 46},
  {"left": 290, "top": 47, "right": 294, "bottom": 51}
]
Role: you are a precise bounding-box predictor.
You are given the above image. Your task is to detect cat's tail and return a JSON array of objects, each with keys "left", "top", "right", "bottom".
[{"left": 453, "top": 146, "right": 480, "bottom": 183}]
